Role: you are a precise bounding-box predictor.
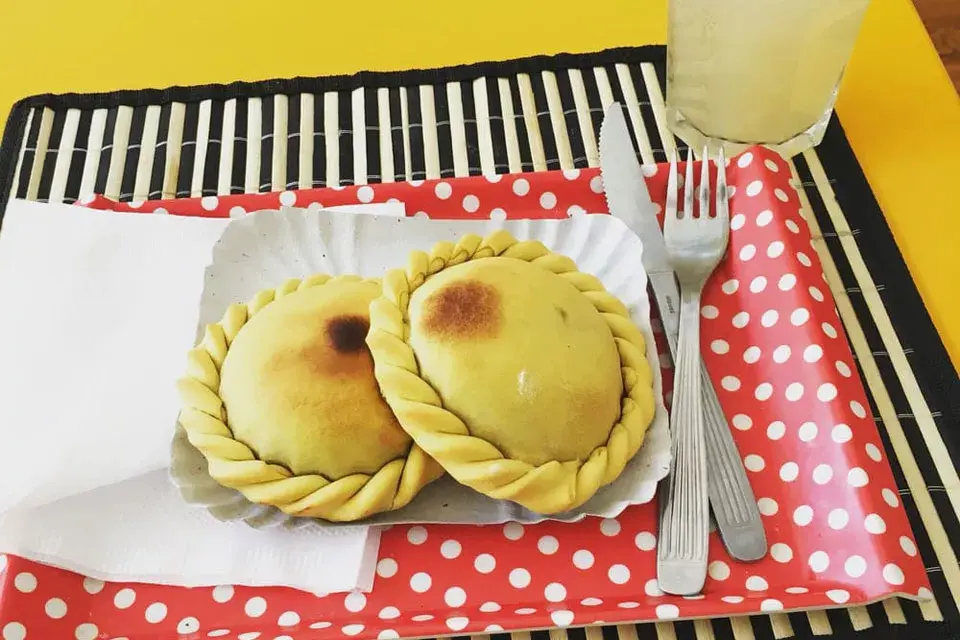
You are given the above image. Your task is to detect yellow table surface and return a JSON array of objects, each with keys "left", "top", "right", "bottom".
[{"left": 1, "top": 0, "right": 958, "bottom": 366}]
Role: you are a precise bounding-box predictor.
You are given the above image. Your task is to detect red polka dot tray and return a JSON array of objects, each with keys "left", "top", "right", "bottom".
[{"left": 0, "top": 146, "right": 931, "bottom": 640}]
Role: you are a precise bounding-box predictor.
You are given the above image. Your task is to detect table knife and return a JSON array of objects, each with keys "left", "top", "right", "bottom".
[{"left": 599, "top": 103, "right": 767, "bottom": 562}]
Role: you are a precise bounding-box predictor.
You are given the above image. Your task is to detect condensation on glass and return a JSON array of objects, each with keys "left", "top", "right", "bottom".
[{"left": 666, "top": 0, "right": 871, "bottom": 157}]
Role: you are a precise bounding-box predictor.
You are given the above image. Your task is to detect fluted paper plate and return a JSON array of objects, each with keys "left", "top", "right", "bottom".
[{"left": 170, "top": 208, "right": 671, "bottom": 528}]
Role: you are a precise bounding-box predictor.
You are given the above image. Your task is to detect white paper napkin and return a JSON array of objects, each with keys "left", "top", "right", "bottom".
[
  {"left": 0, "top": 199, "right": 401, "bottom": 594},
  {"left": 0, "top": 200, "right": 228, "bottom": 512},
  {"left": 0, "top": 471, "right": 381, "bottom": 595}
]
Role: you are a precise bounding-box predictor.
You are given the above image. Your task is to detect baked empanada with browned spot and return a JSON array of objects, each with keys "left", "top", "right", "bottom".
[
  {"left": 367, "top": 230, "right": 655, "bottom": 513},
  {"left": 177, "top": 275, "right": 443, "bottom": 522}
]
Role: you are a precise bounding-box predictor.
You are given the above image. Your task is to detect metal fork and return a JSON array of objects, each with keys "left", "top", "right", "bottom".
[{"left": 657, "top": 147, "right": 730, "bottom": 596}]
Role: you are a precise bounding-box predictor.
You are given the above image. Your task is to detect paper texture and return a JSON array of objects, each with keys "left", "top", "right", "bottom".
[
  {"left": 0, "top": 200, "right": 229, "bottom": 512},
  {"left": 171, "top": 208, "right": 672, "bottom": 527},
  {"left": 0, "top": 471, "right": 380, "bottom": 595},
  {"left": 0, "top": 200, "right": 401, "bottom": 594}
]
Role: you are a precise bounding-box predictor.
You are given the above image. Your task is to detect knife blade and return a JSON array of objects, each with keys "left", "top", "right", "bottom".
[
  {"left": 596, "top": 107, "right": 681, "bottom": 358},
  {"left": 599, "top": 103, "right": 767, "bottom": 562}
]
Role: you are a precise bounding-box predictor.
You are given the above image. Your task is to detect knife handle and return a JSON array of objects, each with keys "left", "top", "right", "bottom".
[
  {"left": 701, "top": 362, "right": 767, "bottom": 562},
  {"left": 648, "top": 272, "right": 682, "bottom": 359},
  {"left": 647, "top": 273, "right": 767, "bottom": 561}
]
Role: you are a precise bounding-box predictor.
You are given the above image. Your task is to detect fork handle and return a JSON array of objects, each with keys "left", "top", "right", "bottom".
[
  {"left": 649, "top": 271, "right": 766, "bottom": 561},
  {"left": 657, "top": 287, "right": 709, "bottom": 596},
  {"left": 702, "top": 364, "right": 768, "bottom": 561}
]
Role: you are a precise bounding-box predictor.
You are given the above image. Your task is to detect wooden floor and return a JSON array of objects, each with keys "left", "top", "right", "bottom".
[{"left": 914, "top": 0, "right": 960, "bottom": 90}]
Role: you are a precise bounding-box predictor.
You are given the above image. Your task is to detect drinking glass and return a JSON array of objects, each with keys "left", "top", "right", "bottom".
[{"left": 666, "top": 0, "right": 872, "bottom": 157}]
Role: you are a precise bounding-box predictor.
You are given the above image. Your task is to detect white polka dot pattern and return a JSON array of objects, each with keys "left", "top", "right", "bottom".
[
  {"left": 440, "top": 539, "right": 462, "bottom": 559},
  {"left": 573, "top": 549, "right": 595, "bottom": 569},
  {"left": 17, "top": 149, "right": 927, "bottom": 639}
]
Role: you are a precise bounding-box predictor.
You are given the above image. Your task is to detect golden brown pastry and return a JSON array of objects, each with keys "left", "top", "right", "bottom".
[
  {"left": 367, "top": 231, "right": 655, "bottom": 513},
  {"left": 177, "top": 275, "right": 444, "bottom": 522}
]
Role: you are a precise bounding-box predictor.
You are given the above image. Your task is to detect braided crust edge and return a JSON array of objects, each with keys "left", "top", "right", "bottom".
[
  {"left": 366, "top": 230, "right": 656, "bottom": 513},
  {"left": 176, "top": 274, "right": 444, "bottom": 522}
]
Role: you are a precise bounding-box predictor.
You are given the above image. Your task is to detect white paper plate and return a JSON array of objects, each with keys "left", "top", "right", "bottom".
[{"left": 170, "top": 208, "right": 671, "bottom": 528}]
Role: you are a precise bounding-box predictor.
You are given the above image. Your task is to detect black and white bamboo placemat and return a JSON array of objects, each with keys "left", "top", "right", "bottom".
[{"left": 1, "top": 46, "right": 958, "bottom": 640}]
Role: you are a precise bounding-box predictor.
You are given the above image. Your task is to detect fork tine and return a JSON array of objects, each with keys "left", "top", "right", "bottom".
[
  {"left": 683, "top": 148, "right": 695, "bottom": 219},
  {"left": 699, "top": 146, "right": 710, "bottom": 218},
  {"left": 716, "top": 146, "right": 729, "bottom": 224},
  {"left": 666, "top": 151, "right": 679, "bottom": 220}
]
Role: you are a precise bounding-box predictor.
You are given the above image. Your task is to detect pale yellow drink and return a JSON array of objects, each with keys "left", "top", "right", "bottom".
[{"left": 666, "top": 0, "right": 871, "bottom": 156}]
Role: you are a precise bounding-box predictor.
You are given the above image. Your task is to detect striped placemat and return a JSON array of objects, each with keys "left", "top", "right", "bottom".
[{"left": 1, "top": 45, "right": 958, "bottom": 640}]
